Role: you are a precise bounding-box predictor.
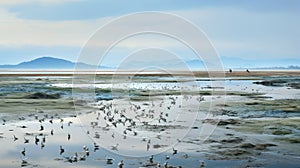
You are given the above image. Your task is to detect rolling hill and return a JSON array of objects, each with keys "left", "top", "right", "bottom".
[{"left": 0, "top": 57, "right": 109, "bottom": 69}]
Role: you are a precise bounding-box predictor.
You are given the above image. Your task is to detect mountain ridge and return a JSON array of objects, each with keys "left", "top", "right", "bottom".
[
  {"left": 0, "top": 57, "right": 110, "bottom": 69},
  {"left": 0, "top": 56, "right": 299, "bottom": 70}
]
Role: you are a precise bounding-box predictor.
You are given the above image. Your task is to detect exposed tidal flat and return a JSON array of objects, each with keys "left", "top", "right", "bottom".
[{"left": 0, "top": 71, "right": 299, "bottom": 168}]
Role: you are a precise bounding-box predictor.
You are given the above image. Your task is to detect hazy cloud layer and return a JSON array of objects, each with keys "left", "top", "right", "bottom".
[{"left": 0, "top": 0, "right": 299, "bottom": 66}]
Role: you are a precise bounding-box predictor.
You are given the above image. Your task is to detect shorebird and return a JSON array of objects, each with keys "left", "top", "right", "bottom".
[
  {"left": 72, "top": 152, "right": 78, "bottom": 162},
  {"left": 21, "top": 158, "right": 29, "bottom": 167},
  {"left": 94, "top": 143, "right": 100, "bottom": 151},
  {"left": 118, "top": 160, "right": 124, "bottom": 168},
  {"left": 24, "top": 137, "right": 29, "bottom": 144},
  {"left": 147, "top": 139, "right": 151, "bottom": 151},
  {"left": 38, "top": 119, "right": 44, "bottom": 123},
  {"left": 34, "top": 136, "right": 39, "bottom": 145},
  {"left": 94, "top": 133, "right": 100, "bottom": 139},
  {"left": 147, "top": 143, "right": 150, "bottom": 151},
  {"left": 79, "top": 155, "right": 86, "bottom": 161},
  {"left": 21, "top": 148, "right": 26, "bottom": 156},
  {"left": 39, "top": 125, "right": 44, "bottom": 131},
  {"left": 60, "top": 146, "right": 65, "bottom": 155},
  {"left": 172, "top": 148, "right": 177, "bottom": 155},
  {"left": 50, "top": 129, "right": 54, "bottom": 135},
  {"left": 106, "top": 158, "right": 113, "bottom": 164},
  {"left": 163, "top": 162, "right": 168, "bottom": 168},
  {"left": 34, "top": 114, "right": 38, "bottom": 120},
  {"left": 200, "top": 160, "right": 205, "bottom": 168},
  {"left": 42, "top": 135, "right": 46, "bottom": 143},
  {"left": 149, "top": 155, "right": 154, "bottom": 164},
  {"left": 83, "top": 145, "right": 88, "bottom": 151},
  {"left": 41, "top": 142, "right": 45, "bottom": 149},
  {"left": 68, "top": 133, "right": 71, "bottom": 140},
  {"left": 110, "top": 143, "right": 119, "bottom": 151},
  {"left": 83, "top": 145, "right": 89, "bottom": 156},
  {"left": 13, "top": 135, "right": 18, "bottom": 141},
  {"left": 64, "top": 156, "right": 73, "bottom": 163}
]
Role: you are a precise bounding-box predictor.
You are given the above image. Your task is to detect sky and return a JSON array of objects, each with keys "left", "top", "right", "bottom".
[{"left": 0, "top": 0, "right": 299, "bottom": 67}]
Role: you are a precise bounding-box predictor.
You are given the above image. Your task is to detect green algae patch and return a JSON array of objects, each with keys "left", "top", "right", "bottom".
[
  {"left": 232, "top": 118, "right": 300, "bottom": 139},
  {"left": 275, "top": 137, "right": 300, "bottom": 143},
  {"left": 225, "top": 99, "right": 300, "bottom": 118},
  {"left": 272, "top": 129, "right": 292, "bottom": 135}
]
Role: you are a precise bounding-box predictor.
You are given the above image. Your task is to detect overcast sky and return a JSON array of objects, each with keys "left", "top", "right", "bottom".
[{"left": 0, "top": 0, "right": 299, "bottom": 66}]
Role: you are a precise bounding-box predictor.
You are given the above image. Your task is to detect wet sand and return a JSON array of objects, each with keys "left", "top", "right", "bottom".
[
  {"left": 0, "top": 70, "right": 299, "bottom": 77},
  {"left": 0, "top": 71, "right": 299, "bottom": 167}
]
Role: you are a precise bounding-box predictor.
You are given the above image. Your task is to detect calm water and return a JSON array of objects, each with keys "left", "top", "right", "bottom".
[{"left": 0, "top": 74, "right": 299, "bottom": 167}]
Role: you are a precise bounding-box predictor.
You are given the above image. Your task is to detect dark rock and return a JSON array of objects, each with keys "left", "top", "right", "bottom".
[
  {"left": 255, "top": 143, "right": 277, "bottom": 150},
  {"left": 221, "top": 137, "right": 243, "bottom": 143},
  {"left": 287, "top": 83, "right": 300, "bottom": 89},
  {"left": 218, "top": 149, "right": 249, "bottom": 156},
  {"left": 245, "top": 102, "right": 260, "bottom": 105},
  {"left": 238, "top": 143, "right": 255, "bottom": 148},
  {"left": 203, "top": 119, "right": 239, "bottom": 126},
  {"left": 24, "top": 92, "right": 60, "bottom": 99},
  {"left": 72, "top": 100, "right": 87, "bottom": 106},
  {"left": 217, "top": 119, "right": 240, "bottom": 126},
  {"left": 272, "top": 129, "right": 292, "bottom": 135},
  {"left": 253, "top": 80, "right": 286, "bottom": 87}
]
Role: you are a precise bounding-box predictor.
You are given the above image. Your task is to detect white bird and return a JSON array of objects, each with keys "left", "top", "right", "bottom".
[
  {"left": 118, "top": 160, "right": 124, "bottom": 168},
  {"left": 163, "top": 162, "right": 168, "bottom": 168}
]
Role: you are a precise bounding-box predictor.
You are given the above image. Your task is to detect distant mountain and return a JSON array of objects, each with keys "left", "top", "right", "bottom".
[
  {"left": 253, "top": 65, "right": 300, "bottom": 70},
  {"left": 184, "top": 56, "right": 300, "bottom": 70},
  {"left": 0, "top": 57, "right": 111, "bottom": 69},
  {"left": 0, "top": 56, "right": 299, "bottom": 70},
  {"left": 220, "top": 56, "right": 300, "bottom": 69}
]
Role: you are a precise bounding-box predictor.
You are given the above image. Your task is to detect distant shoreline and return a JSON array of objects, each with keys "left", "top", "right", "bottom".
[{"left": 0, "top": 70, "right": 299, "bottom": 77}]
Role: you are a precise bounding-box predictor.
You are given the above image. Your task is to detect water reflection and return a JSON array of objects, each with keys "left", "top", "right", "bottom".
[
  {"left": 0, "top": 113, "right": 210, "bottom": 168},
  {"left": 1, "top": 76, "right": 300, "bottom": 167}
]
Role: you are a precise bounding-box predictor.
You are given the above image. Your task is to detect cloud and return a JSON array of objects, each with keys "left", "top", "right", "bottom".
[
  {"left": 173, "top": 7, "right": 300, "bottom": 59},
  {"left": 0, "top": 10, "right": 211, "bottom": 51},
  {"left": 0, "top": 9, "right": 18, "bottom": 20},
  {"left": 0, "top": 4, "right": 299, "bottom": 63},
  {"left": 0, "top": 11, "right": 112, "bottom": 47}
]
